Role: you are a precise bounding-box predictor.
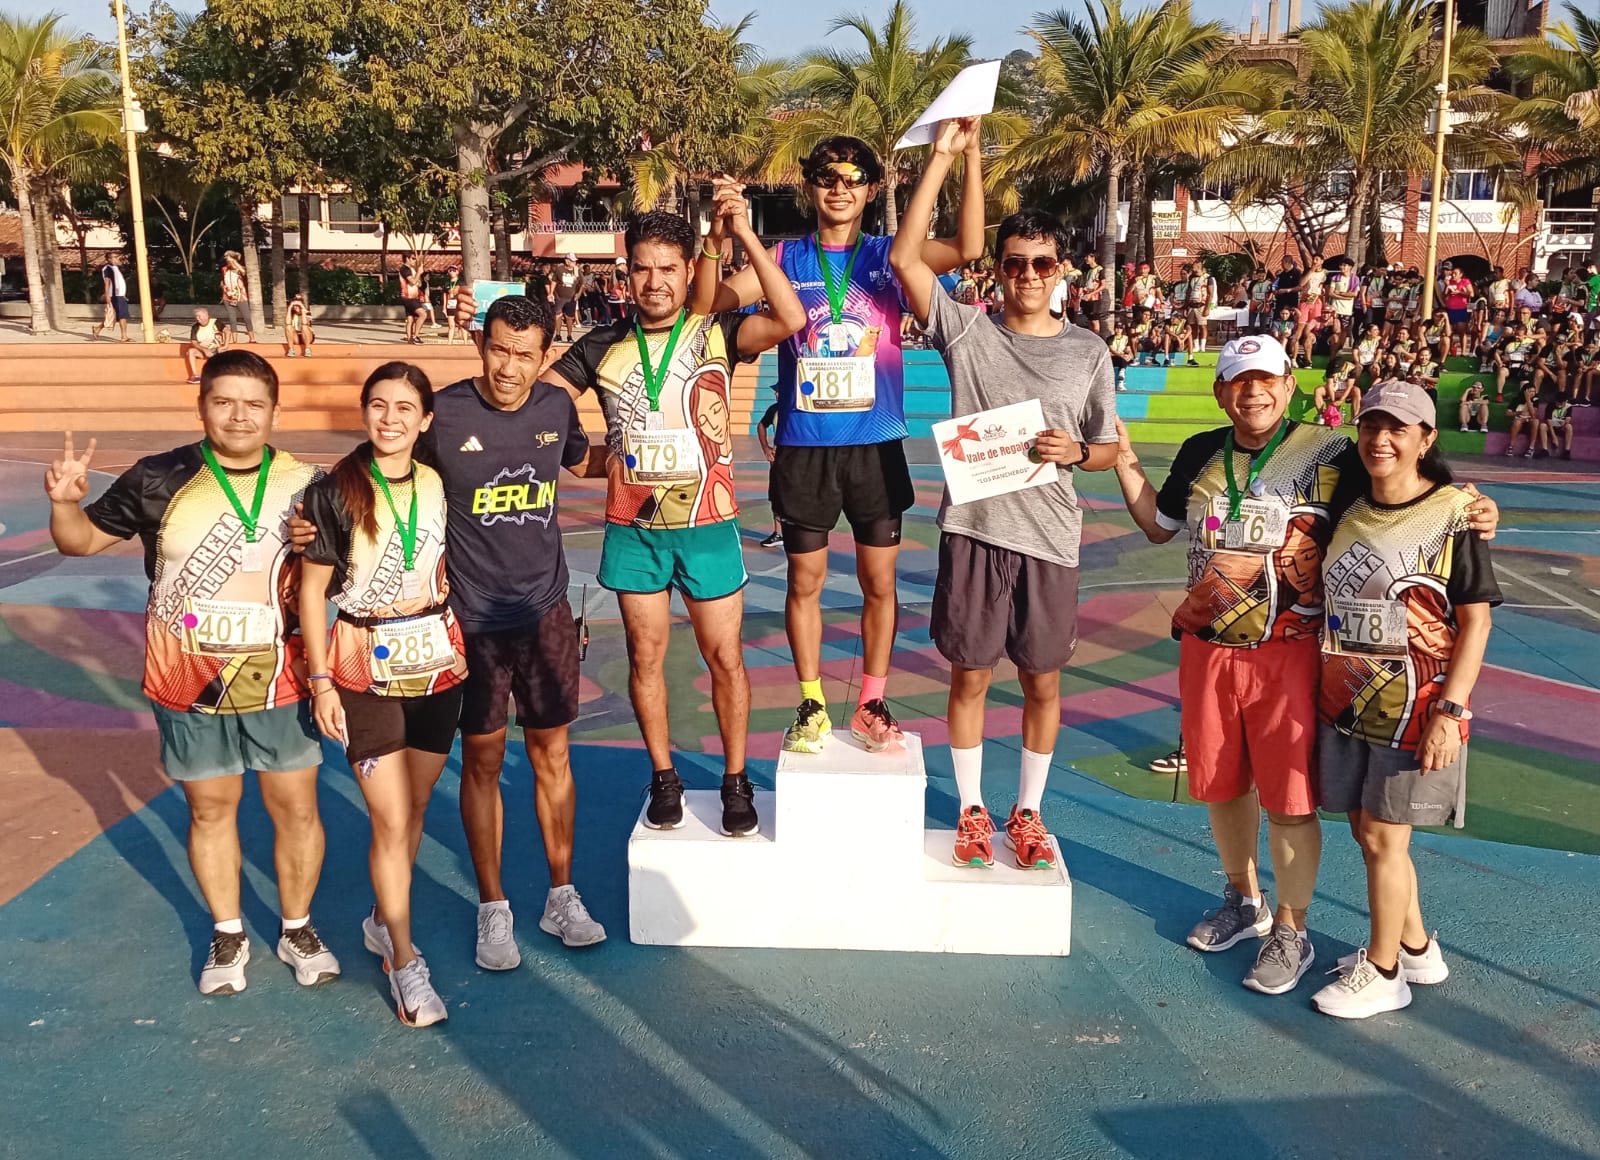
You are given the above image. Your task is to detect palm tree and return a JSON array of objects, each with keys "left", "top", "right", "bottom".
[
  {"left": 0, "top": 13, "right": 117, "bottom": 333},
  {"left": 1211, "top": 0, "right": 1505, "bottom": 262},
  {"left": 993, "top": 0, "right": 1269, "bottom": 273},
  {"left": 782, "top": 1, "right": 1008, "bottom": 233},
  {"left": 628, "top": 15, "right": 789, "bottom": 211},
  {"left": 1506, "top": 4, "right": 1600, "bottom": 260}
]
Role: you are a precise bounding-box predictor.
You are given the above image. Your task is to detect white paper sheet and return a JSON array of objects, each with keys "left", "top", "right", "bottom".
[{"left": 893, "top": 60, "right": 1002, "bottom": 150}]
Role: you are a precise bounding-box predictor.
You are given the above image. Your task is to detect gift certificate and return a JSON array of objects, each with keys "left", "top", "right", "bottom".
[{"left": 933, "top": 399, "right": 1058, "bottom": 506}]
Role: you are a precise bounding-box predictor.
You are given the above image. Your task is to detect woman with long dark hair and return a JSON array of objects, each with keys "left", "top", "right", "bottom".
[
  {"left": 1311, "top": 381, "right": 1500, "bottom": 1019},
  {"left": 299, "top": 361, "right": 466, "bottom": 1027}
]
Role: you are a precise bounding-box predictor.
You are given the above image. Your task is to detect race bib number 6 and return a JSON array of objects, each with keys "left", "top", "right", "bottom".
[
  {"left": 796, "top": 356, "right": 876, "bottom": 413},
  {"left": 622, "top": 428, "right": 701, "bottom": 484},
  {"left": 180, "top": 598, "right": 276, "bottom": 656},
  {"left": 1326, "top": 597, "right": 1409, "bottom": 657},
  {"left": 1210, "top": 495, "right": 1289, "bottom": 552},
  {"left": 370, "top": 614, "right": 454, "bottom": 681}
]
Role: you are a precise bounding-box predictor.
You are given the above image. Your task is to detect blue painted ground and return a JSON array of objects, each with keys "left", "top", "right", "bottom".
[{"left": 3, "top": 739, "right": 1598, "bottom": 1159}]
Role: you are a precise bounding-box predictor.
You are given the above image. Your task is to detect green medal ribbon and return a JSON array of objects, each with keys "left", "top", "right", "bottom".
[
  {"left": 368, "top": 461, "right": 419, "bottom": 571},
  {"left": 815, "top": 232, "right": 864, "bottom": 327},
  {"left": 1223, "top": 420, "right": 1288, "bottom": 522},
  {"left": 202, "top": 441, "right": 272, "bottom": 543},
  {"left": 634, "top": 311, "right": 687, "bottom": 412}
]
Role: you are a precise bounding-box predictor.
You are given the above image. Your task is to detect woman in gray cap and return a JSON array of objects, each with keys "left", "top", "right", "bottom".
[{"left": 1310, "top": 380, "right": 1501, "bottom": 1020}]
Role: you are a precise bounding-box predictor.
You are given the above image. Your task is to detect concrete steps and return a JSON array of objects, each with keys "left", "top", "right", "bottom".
[{"left": 0, "top": 342, "right": 770, "bottom": 435}]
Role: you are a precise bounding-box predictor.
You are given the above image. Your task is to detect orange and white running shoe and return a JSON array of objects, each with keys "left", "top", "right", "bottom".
[
  {"left": 1004, "top": 805, "right": 1057, "bottom": 870},
  {"left": 849, "top": 698, "right": 905, "bottom": 752},
  {"left": 952, "top": 805, "right": 995, "bottom": 868}
]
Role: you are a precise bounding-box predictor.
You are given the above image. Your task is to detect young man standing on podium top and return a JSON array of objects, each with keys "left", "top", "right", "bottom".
[
  {"left": 892, "top": 118, "right": 1120, "bottom": 871},
  {"left": 694, "top": 129, "right": 986, "bottom": 756}
]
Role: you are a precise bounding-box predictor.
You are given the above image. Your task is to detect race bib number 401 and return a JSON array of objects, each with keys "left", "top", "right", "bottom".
[
  {"left": 796, "top": 356, "right": 876, "bottom": 412},
  {"left": 623, "top": 428, "right": 701, "bottom": 484},
  {"left": 1326, "top": 597, "right": 1409, "bottom": 657},
  {"left": 180, "top": 598, "right": 276, "bottom": 656},
  {"left": 370, "top": 614, "right": 454, "bottom": 681}
]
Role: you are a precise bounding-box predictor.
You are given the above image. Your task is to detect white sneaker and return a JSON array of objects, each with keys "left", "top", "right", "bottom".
[
  {"left": 389, "top": 956, "right": 448, "bottom": 1028},
  {"left": 1338, "top": 936, "right": 1449, "bottom": 985},
  {"left": 198, "top": 930, "right": 250, "bottom": 996},
  {"left": 361, "top": 907, "right": 422, "bottom": 969},
  {"left": 276, "top": 923, "right": 341, "bottom": 986},
  {"left": 475, "top": 903, "right": 521, "bottom": 970},
  {"left": 539, "top": 885, "right": 607, "bottom": 948},
  {"left": 1312, "top": 949, "right": 1412, "bottom": 1019}
]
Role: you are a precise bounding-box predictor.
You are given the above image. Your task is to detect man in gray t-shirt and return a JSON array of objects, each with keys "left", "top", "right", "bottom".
[{"left": 891, "top": 116, "right": 1119, "bottom": 875}]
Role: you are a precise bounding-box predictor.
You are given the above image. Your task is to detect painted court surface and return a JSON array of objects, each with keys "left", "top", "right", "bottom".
[{"left": 0, "top": 431, "right": 1597, "bottom": 1159}]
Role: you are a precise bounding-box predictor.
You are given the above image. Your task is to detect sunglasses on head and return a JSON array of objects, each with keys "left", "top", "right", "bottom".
[
  {"left": 809, "top": 163, "right": 872, "bottom": 191},
  {"left": 1000, "top": 255, "right": 1060, "bottom": 278}
]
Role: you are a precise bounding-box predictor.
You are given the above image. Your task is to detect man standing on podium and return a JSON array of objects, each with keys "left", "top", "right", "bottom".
[{"left": 892, "top": 118, "right": 1119, "bottom": 870}]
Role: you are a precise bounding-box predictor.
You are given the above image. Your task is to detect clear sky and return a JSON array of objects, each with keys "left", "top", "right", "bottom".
[{"left": 47, "top": 0, "right": 1272, "bottom": 60}]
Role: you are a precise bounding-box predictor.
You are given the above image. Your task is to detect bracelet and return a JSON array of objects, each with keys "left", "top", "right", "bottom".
[
  {"left": 699, "top": 248, "right": 725, "bottom": 261},
  {"left": 313, "top": 685, "right": 339, "bottom": 697}
]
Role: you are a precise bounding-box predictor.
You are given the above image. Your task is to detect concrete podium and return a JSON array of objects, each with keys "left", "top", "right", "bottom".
[{"left": 627, "top": 733, "right": 1071, "bottom": 955}]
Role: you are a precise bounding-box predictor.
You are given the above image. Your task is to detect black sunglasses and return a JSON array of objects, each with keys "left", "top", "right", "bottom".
[
  {"left": 1000, "top": 255, "right": 1060, "bottom": 279},
  {"left": 808, "top": 165, "right": 873, "bottom": 191}
]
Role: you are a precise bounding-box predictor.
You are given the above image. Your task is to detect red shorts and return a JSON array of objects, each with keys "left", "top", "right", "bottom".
[
  {"left": 1296, "top": 299, "right": 1324, "bottom": 324},
  {"left": 1178, "top": 634, "right": 1318, "bottom": 816}
]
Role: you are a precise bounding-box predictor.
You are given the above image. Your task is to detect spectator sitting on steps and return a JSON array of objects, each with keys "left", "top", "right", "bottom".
[{"left": 184, "top": 308, "right": 230, "bottom": 383}]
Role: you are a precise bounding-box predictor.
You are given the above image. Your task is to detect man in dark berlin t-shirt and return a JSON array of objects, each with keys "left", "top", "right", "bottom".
[{"left": 293, "top": 295, "right": 612, "bottom": 967}]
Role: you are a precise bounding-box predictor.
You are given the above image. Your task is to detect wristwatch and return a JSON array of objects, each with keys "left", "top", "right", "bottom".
[
  {"left": 1435, "top": 699, "right": 1473, "bottom": 721},
  {"left": 1072, "top": 440, "right": 1092, "bottom": 467}
]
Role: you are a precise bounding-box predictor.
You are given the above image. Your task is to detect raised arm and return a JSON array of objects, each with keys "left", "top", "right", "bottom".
[
  {"left": 45, "top": 433, "right": 122, "bottom": 557},
  {"left": 725, "top": 188, "right": 807, "bottom": 357},
  {"left": 919, "top": 117, "right": 986, "bottom": 273},
  {"left": 890, "top": 118, "right": 979, "bottom": 327},
  {"left": 690, "top": 174, "right": 777, "bottom": 315}
]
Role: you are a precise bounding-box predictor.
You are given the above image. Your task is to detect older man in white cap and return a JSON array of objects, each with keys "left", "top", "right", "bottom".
[{"left": 1110, "top": 336, "right": 1501, "bottom": 1000}]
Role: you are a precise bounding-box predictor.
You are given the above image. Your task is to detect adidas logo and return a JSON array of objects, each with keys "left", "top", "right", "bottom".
[{"left": 459, "top": 435, "right": 484, "bottom": 452}]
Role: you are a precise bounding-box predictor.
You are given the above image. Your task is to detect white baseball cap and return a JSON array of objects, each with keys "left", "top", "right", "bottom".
[{"left": 1215, "top": 334, "right": 1293, "bottom": 382}]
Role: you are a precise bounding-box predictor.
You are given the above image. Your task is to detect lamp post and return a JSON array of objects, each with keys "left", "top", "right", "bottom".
[
  {"left": 111, "top": 0, "right": 155, "bottom": 343},
  {"left": 1419, "top": 0, "right": 1455, "bottom": 320}
]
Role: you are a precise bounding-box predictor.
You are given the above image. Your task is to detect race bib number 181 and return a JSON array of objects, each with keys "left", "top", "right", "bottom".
[{"left": 796, "top": 356, "right": 876, "bottom": 412}]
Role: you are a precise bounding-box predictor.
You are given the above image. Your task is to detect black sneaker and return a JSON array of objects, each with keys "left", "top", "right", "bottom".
[
  {"left": 720, "top": 773, "right": 759, "bottom": 837},
  {"left": 644, "top": 769, "right": 686, "bottom": 830},
  {"left": 760, "top": 530, "right": 784, "bottom": 548}
]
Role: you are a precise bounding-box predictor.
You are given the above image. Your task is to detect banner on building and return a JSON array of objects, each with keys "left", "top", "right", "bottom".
[{"left": 1152, "top": 212, "right": 1182, "bottom": 239}]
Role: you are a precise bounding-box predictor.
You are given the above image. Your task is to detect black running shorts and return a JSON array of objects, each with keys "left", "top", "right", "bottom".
[
  {"left": 338, "top": 685, "right": 464, "bottom": 765},
  {"left": 459, "top": 600, "right": 581, "bottom": 734},
  {"left": 770, "top": 440, "right": 914, "bottom": 552}
]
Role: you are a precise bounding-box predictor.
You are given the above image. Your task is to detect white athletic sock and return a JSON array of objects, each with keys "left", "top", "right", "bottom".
[
  {"left": 214, "top": 918, "right": 244, "bottom": 935},
  {"left": 951, "top": 744, "right": 984, "bottom": 811},
  {"left": 1242, "top": 895, "right": 1263, "bottom": 909},
  {"left": 1017, "top": 747, "right": 1051, "bottom": 813},
  {"left": 480, "top": 899, "right": 511, "bottom": 914},
  {"left": 548, "top": 885, "right": 575, "bottom": 901},
  {"left": 280, "top": 915, "right": 308, "bottom": 931}
]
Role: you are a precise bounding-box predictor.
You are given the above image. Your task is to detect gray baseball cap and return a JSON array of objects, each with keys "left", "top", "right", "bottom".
[{"left": 1359, "top": 380, "right": 1436, "bottom": 427}]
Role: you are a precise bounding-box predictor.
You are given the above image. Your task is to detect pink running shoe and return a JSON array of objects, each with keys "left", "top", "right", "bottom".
[
  {"left": 953, "top": 806, "right": 995, "bottom": 868},
  {"left": 1004, "top": 805, "right": 1057, "bottom": 870},
  {"left": 849, "top": 698, "right": 905, "bottom": 752}
]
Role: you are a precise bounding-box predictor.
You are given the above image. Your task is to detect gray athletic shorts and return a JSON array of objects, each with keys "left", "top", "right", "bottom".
[
  {"left": 930, "top": 533, "right": 1079, "bottom": 673},
  {"left": 1316, "top": 722, "right": 1467, "bottom": 829}
]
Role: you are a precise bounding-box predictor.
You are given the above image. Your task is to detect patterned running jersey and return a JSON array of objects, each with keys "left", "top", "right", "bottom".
[
  {"left": 300, "top": 463, "right": 467, "bottom": 698},
  {"left": 773, "top": 233, "right": 908, "bottom": 447},
  {"left": 1319, "top": 485, "right": 1501, "bottom": 749},
  {"left": 552, "top": 312, "right": 744, "bottom": 530},
  {"left": 1155, "top": 422, "right": 1361, "bottom": 648},
  {"left": 85, "top": 444, "right": 317, "bottom": 714}
]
